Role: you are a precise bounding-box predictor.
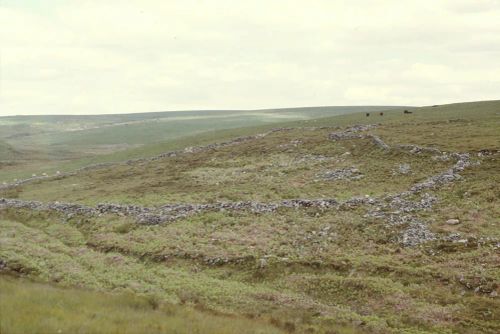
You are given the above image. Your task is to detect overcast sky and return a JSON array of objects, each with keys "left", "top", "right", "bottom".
[{"left": 1, "top": 0, "right": 499, "bottom": 115}]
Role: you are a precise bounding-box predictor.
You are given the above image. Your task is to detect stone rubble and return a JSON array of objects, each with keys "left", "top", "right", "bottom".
[
  {"left": 369, "top": 135, "right": 391, "bottom": 150},
  {"left": 327, "top": 125, "right": 484, "bottom": 246},
  {"left": 409, "top": 153, "right": 473, "bottom": 193},
  {"left": 400, "top": 221, "right": 437, "bottom": 247},
  {"left": 328, "top": 124, "right": 379, "bottom": 140},
  {"left": 386, "top": 193, "right": 438, "bottom": 213},
  {"left": 328, "top": 125, "right": 391, "bottom": 150},
  {"left": 0, "top": 193, "right": 389, "bottom": 226},
  {"left": 0, "top": 197, "right": 348, "bottom": 225}
]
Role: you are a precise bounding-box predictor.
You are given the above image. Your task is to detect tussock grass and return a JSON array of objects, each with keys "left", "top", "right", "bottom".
[{"left": 0, "top": 276, "right": 284, "bottom": 334}]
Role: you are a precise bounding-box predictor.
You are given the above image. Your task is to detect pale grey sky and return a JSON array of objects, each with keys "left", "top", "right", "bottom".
[{"left": 1, "top": 0, "right": 499, "bottom": 115}]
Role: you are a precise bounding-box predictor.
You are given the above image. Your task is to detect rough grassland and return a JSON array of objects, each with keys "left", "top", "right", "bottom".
[
  {"left": 0, "top": 106, "right": 400, "bottom": 181},
  {"left": 0, "top": 276, "right": 284, "bottom": 334},
  {"left": 6, "top": 128, "right": 454, "bottom": 205},
  {"left": 0, "top": 100, "right": 499, "bottom": 334}
]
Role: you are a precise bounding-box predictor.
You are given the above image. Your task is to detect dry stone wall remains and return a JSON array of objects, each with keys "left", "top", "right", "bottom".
[{"left": 0, "top": 123, "right": 492, "bottom": 247}]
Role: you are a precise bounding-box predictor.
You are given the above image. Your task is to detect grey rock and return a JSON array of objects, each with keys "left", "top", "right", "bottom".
[
  {"left": 396, "top": 163, "right": 411, "bottom": 175},
  {"left": 257, "top": 258, "right": 268, "bottom": 268}
]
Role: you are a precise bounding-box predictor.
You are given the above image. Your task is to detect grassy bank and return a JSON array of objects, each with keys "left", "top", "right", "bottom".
[{"left": 0, "top": 275, "right": 284, "bottom": 334}]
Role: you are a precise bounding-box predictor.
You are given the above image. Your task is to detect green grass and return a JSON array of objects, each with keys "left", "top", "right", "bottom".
[{"left": 0, "top": 275, "right": 285, "bottom": 334}]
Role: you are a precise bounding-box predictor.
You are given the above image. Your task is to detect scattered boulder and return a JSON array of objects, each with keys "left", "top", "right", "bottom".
[
  {"left": 257, "top": 258, "right": 268, "bottom": 269},
  {"left": 395, "top": 163, "right": 411, "bottom": 175},
  {"left": 369, "top": 135, "right": 391, "bottom": 150}
]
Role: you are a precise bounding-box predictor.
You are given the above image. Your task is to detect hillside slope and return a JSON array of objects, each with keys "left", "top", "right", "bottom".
[
  {"left": 0, "top": 276, "right": 284, "bottom": 334},
  {"left": 0, "top": 105, "right": 404, "bottom": 182},
  {"left": 0, "top": 100, "right": 499, "bottom": 334}
]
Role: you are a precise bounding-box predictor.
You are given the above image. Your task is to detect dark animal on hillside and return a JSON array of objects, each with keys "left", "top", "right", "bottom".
[
  {"left": 366, "top": 113, "right": 370, "bottom": 117},
  {"left": 380, "top": 112, "right": 384, "bottom": 116},
  {"left": 404, "top": 110, "right": 413, "bottom": 114}
]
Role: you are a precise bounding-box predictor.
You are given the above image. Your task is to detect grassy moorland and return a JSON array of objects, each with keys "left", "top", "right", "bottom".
[
  {"left": 0, "top": 100, "right": 499, "bottom": 333},
  {"left": 0, "top": 106, "right": 400, "bottom": 181},
  {"left": 0, "top": 276, "right": 284, "bottom": 334}
]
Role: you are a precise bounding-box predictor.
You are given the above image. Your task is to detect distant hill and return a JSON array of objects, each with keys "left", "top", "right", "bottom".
[
  {"left": 0, "top": 140, "right": 20, "bottom": 161},
  {"left": 1, "top": 105, "right": 404, "bottom": 124},
  {"left": 1, "top": 106, "right": 405, "bottom": 146},
  {"left": 0, "top": 105, "right": 404, "bottom": 170}
]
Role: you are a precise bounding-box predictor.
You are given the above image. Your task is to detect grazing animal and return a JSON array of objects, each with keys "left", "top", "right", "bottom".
[
  {"left": 380, "top": 112, "right": 384, "bottom": 116},
  {"left": 366, "top": 113, "right": 370, "bottom": 117},
  {"left": 404, "top": 110, "right": 413, "bottom": 114}
]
